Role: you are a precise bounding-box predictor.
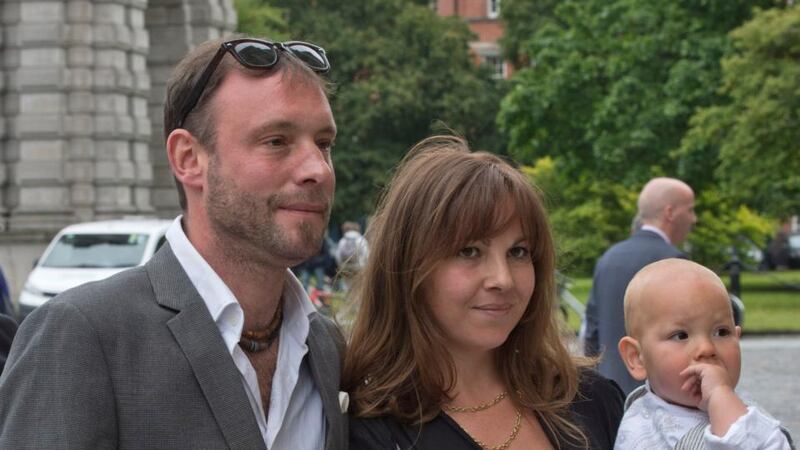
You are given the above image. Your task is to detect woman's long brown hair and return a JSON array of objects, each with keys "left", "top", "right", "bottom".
[{"left": 342, "top": 135, "right": 591, "bottom": 447}]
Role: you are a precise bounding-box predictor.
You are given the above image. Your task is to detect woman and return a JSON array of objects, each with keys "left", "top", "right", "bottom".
[{"left": 343, "top": 135, "right": 623, "bottom": 449}]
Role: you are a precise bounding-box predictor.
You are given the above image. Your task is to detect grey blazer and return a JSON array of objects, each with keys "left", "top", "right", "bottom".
[
  {"left": 0, "top": 244, "right": 347, "bottom": 450},
  {"left": 583, "top": 229, "right": 685, "bottom": 395}
]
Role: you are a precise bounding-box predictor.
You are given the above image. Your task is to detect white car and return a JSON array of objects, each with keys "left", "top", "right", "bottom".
[{"left": 17, "top": 218, "right": 172, "bottom": 320}]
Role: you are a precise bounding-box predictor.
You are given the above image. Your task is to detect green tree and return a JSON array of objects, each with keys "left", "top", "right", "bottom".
[
  {"left": 498, "top": 0, "right": 779, "bottom": 274},
  {"left": 500, "top": 0, "right": 775, "bottom": 184},
  {"left": 524, "top": 158, "right": 638, "bottom": 274},
  {"left": 680, "top": 5, "right": 800, "bottom": 217},
  {"left": 499, "top": 0, "right": 560, "bottom": 67},
  {"left": 686, "top": 190, "right": 774, "bottom": 270},
  {"left": 234, "top": 0, "right": 289, "bottom": 39},
  {"left": 250, "top": 0, "right": 507, "bottom": 221}
]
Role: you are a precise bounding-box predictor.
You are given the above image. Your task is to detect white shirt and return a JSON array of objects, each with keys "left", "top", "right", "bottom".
[
  {"left": 641, "top": 224, "right": 671, "bottom": 245},
  {"left": 615, "top": 383, "right": 791, "bottom": 450},
  {"left": 166, "top": 217, "right": 325, "bottom": 449}
]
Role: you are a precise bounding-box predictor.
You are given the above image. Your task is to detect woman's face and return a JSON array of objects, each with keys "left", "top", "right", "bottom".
[{"left": 423, "top": 219, "right": 535, "bottom": 357}]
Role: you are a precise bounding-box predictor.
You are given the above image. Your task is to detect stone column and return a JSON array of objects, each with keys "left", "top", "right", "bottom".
[
  {"left": 0, "top": 2, "right": 8, "bottom": 232},
  {"left": 0, "top": 0, "right": 155, "bottom": 233},
  {"left": 146, "top": 0, "right": 236, "bottom": 219}
]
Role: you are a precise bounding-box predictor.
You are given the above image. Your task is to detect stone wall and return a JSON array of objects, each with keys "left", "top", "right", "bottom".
[{"left": 0, "top": 0, "right": 236, "bottom": 303}]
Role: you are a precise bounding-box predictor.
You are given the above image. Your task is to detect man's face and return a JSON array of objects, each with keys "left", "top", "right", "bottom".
[
  {"left": 671, "top": 189, "right": 696, "bottom": 245},
  {"left": 202, "top": 70, "right": 336, "bottom": 268}
]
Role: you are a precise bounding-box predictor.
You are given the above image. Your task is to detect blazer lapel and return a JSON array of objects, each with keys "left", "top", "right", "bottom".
[
  {"left": 146, "top": 245, "right": 267, "bottom": 450},
  {"left": 306, "top": 313, "right": 347, "bottom": 450}
]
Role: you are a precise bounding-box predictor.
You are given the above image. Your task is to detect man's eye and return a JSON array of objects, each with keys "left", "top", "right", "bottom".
[
  {"left": 457, "top": 247, "right": 480, "bottom": 258},
  {"left": 509, "top": 246, "right": 530, "bottom": 259},
  {"left": 318, "top": 140, "right": 334, "bottom": 152},
  {"left": 264, "top": 137, "right": 287, "bottom": 147},
  {"left": 669, "top": 331, "right": 689, "bottom": 341}
]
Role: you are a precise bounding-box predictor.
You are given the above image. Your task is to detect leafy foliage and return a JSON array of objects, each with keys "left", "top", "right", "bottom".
[
  {"left": 687, "top": 190, "right": 774, "bottom": 270},
  {"left": 500, "top": 0, "right": 776, "bottom": 183},
  {"left": 234, "top": 0, "right": 289, "bottom": 39},
  {"left": 524, "top": 158, "right": 638, "bottom": 274},
  {"left": 241, "top": 0, "right": 507, "bottom": 221},
  {"left": 501, "top": 0, "right": 780, "bottom": 274},
  {"left": 680, "top": 5, "right": 800, "bottom": 217}
]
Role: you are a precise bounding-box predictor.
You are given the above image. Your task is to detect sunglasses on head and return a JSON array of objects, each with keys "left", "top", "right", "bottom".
[{"left": 176, "top": 38, "right": 330, "bottom": 128}]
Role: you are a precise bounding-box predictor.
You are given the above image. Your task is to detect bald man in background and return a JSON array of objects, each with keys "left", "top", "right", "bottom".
[{"left": 584, "top": 177, "right": 696, "bottom": 394}]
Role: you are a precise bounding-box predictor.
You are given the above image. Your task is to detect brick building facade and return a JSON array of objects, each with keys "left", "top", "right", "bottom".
[{"left": 435, "top": 0, "right": 510, "bottom": 79}]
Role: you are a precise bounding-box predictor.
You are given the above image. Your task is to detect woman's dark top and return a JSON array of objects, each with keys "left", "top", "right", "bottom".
[{"left": 349, "top": 370, "right": 624, "bottom": 450}]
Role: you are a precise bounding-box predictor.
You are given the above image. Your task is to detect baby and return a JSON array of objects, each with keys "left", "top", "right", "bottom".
[{"left": 614, "top": 258, "right": 793, "bottom": 450}]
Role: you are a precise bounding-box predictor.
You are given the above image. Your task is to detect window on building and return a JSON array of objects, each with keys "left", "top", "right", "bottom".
[
  {"left": 487, "top": 0, "right": 500, "bottom": 19},
  {"left": 484, "top": 54, "right": 506, "bottom": 79}
]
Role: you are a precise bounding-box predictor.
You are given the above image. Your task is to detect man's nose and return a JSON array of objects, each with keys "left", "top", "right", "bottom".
[{"left": 295, "top": 140, "right": 333, "bottom": 185}]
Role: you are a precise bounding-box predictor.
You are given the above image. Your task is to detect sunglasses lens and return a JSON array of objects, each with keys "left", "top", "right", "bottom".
[
  {"left": 286, "top": 43, "right": 329, "bottom": 71},
  {"left": 233, "top": 41, "right": 278, "bottom": 67}
]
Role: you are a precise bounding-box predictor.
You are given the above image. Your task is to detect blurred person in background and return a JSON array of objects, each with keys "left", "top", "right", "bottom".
[{"left": 584, "top": 177, "right": 695, "bottom": 395}]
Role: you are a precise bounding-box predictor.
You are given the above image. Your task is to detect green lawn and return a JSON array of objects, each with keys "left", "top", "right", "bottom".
[{"left": 559, "top": 270, "right": 800, "bottom": 334}]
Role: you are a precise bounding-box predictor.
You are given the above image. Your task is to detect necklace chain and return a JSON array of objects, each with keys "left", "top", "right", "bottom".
[
  {"left": 239, "top": 302, "right": 283, "bottom": 353},
  {"left": 468, "top": 409, "right": 523, "bottom": 450},
  {"left": 443, "top": 391, "right": 507, "bottom": 413}
]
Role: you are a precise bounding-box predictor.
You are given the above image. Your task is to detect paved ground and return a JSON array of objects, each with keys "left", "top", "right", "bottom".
[{"left": 738, "top": 334, "right": 800, "bottom": 437}]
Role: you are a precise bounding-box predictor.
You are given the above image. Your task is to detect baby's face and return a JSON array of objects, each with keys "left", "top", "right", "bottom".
[{"left": 635, "top": 276, "right": 741, "bottom": 408}]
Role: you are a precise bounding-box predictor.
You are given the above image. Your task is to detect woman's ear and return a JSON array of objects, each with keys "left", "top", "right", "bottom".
[
  {"left": 618, "top": 336, "right": 647, "bottom": 381},
  {"left": 166, "top": 129, "right": 207, "bottom": 193}
]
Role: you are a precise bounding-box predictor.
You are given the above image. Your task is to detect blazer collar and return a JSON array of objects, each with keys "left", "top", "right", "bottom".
[
  {"left": 146, "top": 244, "right": 267, "bottom": 450},
  {"left": 307, "top": 313, "right": 348, "bottom": 450}
]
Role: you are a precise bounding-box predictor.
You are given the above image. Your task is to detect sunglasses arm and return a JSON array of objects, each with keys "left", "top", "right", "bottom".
[{"left": 176, "top": 45, "right": 228, "bottom": 129}]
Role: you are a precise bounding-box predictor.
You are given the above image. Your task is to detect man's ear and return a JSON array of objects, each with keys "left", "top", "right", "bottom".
[
  {"left": 166, "top": 129, "right": 207, "bottom": 192},
  {"left": 663, "top": 204, "right": 675, "bottom": 224},
  {"left": 618, "top": 336, "right": 647, "bottom": 381}
]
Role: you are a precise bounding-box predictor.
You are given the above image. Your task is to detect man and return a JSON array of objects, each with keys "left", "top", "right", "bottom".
[
  {"left": 0, "top": 37, "right": 346, "bottom": 449},
  {"left": 584, "top": 177, "right": 696, "bottom": 395},
  {"left": 0, "top": 314, "right": 16, "bottom": 375}
]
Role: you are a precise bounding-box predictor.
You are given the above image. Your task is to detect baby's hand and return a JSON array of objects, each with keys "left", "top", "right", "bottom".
[
  {"left": 679, "top": 362, "right": 736, "bottom": 411},
  {"left": 680, "top": 362, "right": 747, "bottom": 437}
]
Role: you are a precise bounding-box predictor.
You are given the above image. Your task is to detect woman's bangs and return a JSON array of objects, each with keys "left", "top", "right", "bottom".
[{"left": 444, "top": 169, "right": 521, "bottom": 250}]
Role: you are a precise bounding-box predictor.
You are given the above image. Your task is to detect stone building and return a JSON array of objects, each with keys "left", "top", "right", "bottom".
[{"left": 0, "top": 0, "right": 236, "bottom": 299}]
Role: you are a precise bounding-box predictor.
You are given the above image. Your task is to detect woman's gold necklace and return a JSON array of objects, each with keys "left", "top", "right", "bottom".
[
  {"left": 443, "top": 391, "right": 507, "bottom": 413},
  {"left": 443, "top": 392, "right": 523, "bottom": 450},
  {"left": 468, "top": 409, "right": 522, "bottom": 450}
]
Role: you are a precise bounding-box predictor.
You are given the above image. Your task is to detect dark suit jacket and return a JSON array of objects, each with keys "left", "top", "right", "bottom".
[
  {"left": 0, "top": 314, "right": 17, "bottom": 376},
  {"left": 584, "top": 229, "right": 686, "bottom": 395},
  {"left": 0, "top": 244, "right": 347, "bottom": 449}
]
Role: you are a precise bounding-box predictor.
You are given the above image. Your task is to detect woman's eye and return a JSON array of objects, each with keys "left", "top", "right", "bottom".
[
  {"left": 509, "top": 246, "right": 530, "bottom": 259},
  {"left": 669, "top": 331, "right": 689, "bottom": 341},
  {"left": 457, "top": 247, "right": 480, "bottom": 258}
]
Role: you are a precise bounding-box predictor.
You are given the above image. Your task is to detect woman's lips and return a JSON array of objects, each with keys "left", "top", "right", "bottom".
[{"left": 472, "top": 303, "right": 513, "bottom": 316}]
